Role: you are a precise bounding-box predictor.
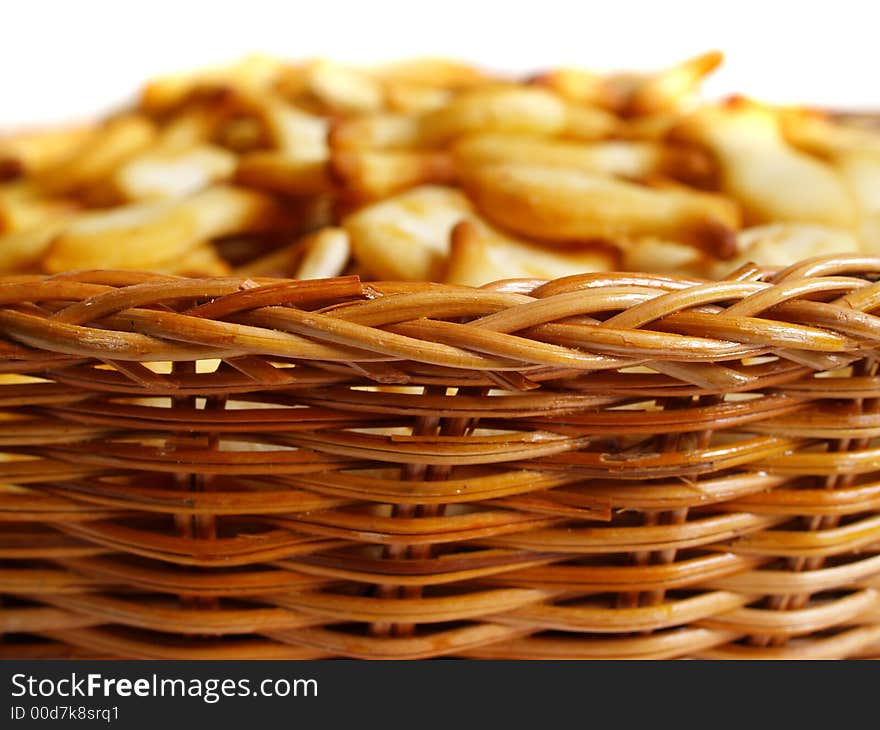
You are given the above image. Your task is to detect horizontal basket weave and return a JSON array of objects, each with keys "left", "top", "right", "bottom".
[{"left": 4, "top": 254, "right": 880, "bottom": 659}]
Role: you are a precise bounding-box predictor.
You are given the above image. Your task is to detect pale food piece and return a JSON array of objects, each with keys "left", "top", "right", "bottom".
[
  {"left": 780, "top": 111, "right": 880, "bottom": 250},
  {"left": 330, "top": 113, "right": 424, "bottom": 150},
  {"left": 618, "top": 237, "right": 709, "bottom": 278},
  {"left": 43, "top": 185, "right": 284, "bottom": 271},
  {"left": 112, "top": 143, "right": 236, "bottom": 200},
  {"left": 294, "top": 227, "right": 351, "bottom": 279},
  {"left": 675, "top": 101, "right": 857, "bottom": 228},
  {"left": 305, "top": 60, "right": 384, "bottom": 114},
  {"left": 709, "top": 223, "right": 861, "bottom": 277},
  {"left": 0, "top": 217, "right": 74, "bottom": 272},
  {"left": 232, "top": 93, "right": 333, "bottom": 194},
  {"left": 383, "top": 83, "right": 453, "bottom": 114},
  {"left": 837, "top": 153, "right": 880, "bottom": 250},
  {"left": 236, "top": 152, "right": 332, "bottom": 196},
  {"left": 330, "top": 148, "right": 454, "bottom": 198},
  {"left": 234, "top": 91, "right": 329, "bottom": 157},
  {"left": 420, "top": 85, "right": 616, "bottom": 144},
  {"left": 37, "top": 114, "right": 157, "bottom": 195},
  {"left": 371, "top": 59, "right": 489, "bottom": 89},
  {"left": 445, "top": 219, "right": 613, "bottom": 286},
  {"left": 0, "top": 181, "right": 76, "bottom": 233},
  {"left": 344, "top": 185, "right": 473, "bottom": 280}
]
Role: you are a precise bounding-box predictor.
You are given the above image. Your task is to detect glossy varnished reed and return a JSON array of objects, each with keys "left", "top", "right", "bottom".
[{"left": 3, "top": 254, "right": 880, "bottom": 659}]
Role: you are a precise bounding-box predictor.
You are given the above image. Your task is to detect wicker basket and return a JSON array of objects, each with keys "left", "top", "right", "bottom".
[{"left": 3, "top": 254, "right": 880, "bottom": 659}]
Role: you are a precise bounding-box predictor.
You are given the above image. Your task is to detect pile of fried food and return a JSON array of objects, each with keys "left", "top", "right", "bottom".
[{"left": 2, "top": 51, "right": 879, "bottom": 285}]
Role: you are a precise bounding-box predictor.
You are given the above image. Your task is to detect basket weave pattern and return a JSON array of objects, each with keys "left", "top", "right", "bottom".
[{"left": 3, "top": 254, "right": 880, "bottom": 659}]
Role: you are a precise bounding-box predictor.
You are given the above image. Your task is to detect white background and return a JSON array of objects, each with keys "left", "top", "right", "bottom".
[{"left": 2, "top": 0, "right": 878, "bottom": 130}]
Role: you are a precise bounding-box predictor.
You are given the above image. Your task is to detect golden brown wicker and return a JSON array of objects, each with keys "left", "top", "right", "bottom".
[{"left": 4, "top": 253, "right": 880, "bottom": 659}]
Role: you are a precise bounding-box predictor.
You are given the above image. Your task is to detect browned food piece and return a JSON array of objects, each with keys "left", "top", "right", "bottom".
[
  {"left": 331, "top": 149, "right": 454, "bottom": 199},
  {"left": 461, "top": 161, "right": 739, "bottom": 257},
  {"left": 43, "top": 185, "right": 288, "bottom": 272}
]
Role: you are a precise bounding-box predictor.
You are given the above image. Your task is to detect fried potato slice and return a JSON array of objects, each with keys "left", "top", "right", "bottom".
[
  {"left": 617, "top": 237, "right": 709, "bottom": 277},
  {"left": 140, "top": 54, "right": 288, "bottom": 114},
  {"left": 446, "top": 219, "right": 613, "bottom": 286},
  {"left": 617, "top": 113, "right": 683, "bottom": 142},
  {"left": 331, "top": 149, "right": 454, "bottom": 199},
  {"left": 837, "top": 153, "right": 880, "bottom": 250},
  {"left": 531, "top": 67, "right": 603, "bottom": 107},
  {"left": 372, "top": 59, "right": 489, "bottom": 89},
  {"left": 0, "top": 182, "right": 77, "bottom": 233},
  {"left": 461, "top": 161, "right": 739, "bottom": 256},
  {"left": 112, "top": 143, "right": 236, "bottom": 200},
  {"left": 43, "top": 200, "right": 198, "bottom": 271},
  {"left": 534, "top": 50, "right": 722, "bottom": 115},
  {"left": 157, "top": 104, "right": 231, "bottom": 149},
  {"left": 330, "top": 113, "right": 423, "bottom": 151},
  {"left": 154, "top": 243, "right": 232, "bottom": 276},
  {"left": 215, "top": 117, "right": 265, "bottom": 153},
  {"left": 233, "top": 91, "right": 329, "bottom": 156},
  {"left": 779, "top": 111, "right": 880, "bottom": 249},
  {"left": 43, "top": 185, "right": 285, "bottom": 272},
  {"left": 182, "top": 185, "right": 288, "bottom": 240},
  {"left": 779, "top": 109, "right": 880, "bottom": 159},
  {"left": 228, "top": 93, "right": 333, "bottom": 194},
  {"left": 371, "top": 58, "right": 490, "bottom": 118},
  {"left": 384, "top": 83, "right": 452, "bottom": 114},
  {"left": 622, "top": 51, "right": 724, "bottom": 116},
  {"left": 37, "top": 114, "right": 157, "bottom": 195},
  {"left": 344, "top": 185, "right": 473, "bottom": 280},
  {"left": 452, "top": 133, "right": 711, "bottom": 183},
  {"left": 674, "top": 101, "right": 857, "bottom": 228},
  {"left": 294, "top": 227, "right": 351, "bottom": 279},
  {"left": 333, "top": 87, "right": 616, "bottom": 151},
  {"left": 370, "top": 60, "right": 485, "bottom": 113},
  {"left": 235, "top": 152, "right": 333, "bottom": 195},
  {"left": 0, "top": 217, "right": 74, "bottom": 273},
  {"left": 419, "top": 85, "right": 609, "bottom": 144},
  {"left": 709, "top": 223, "right": 861, "bottom": 277},
  {"left": 561, "top": 105, "right": 625, "bottom": 141},
  {"left": 305, "top": 60, "right": 384, "bottom": 114},
  {"left": 0, "top": 124, "right": 95, "bottom": 178}
]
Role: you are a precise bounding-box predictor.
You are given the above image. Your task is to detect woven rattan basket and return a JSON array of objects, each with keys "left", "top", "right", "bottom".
[{"left": 4, "top": 253, "right": 880, "bottom": 659}]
